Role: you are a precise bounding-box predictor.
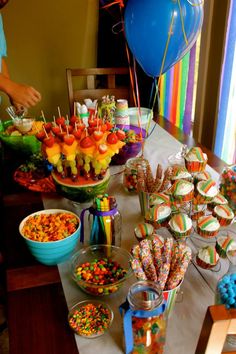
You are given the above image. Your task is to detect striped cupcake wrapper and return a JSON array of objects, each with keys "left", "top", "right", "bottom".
[
  {"left": 196, "top": 256, "right": 217, "bottom": 269},
  {"left": 170, "top": 227, "right": 192, "bottom": 240},
  {"left": 185, "top": 160, "right": 207, "bottom": 173},
  {"left": 215, "top": 242, "right": 228, "bottom": 258},
  {"left": 173, "top": 190, "right": 194, "bottom": 203},
  {"left": 191, "top": 210, "right": 205, "bottom": 221},
  {"left": 197, "top": 227, "right": 219, "bottom": 238},
  {"left": 195, "top": 192, "right": 214, "bottom": 204},
  {"left": 151, "top": 217, "right": 170, "bottom": 230},
  {"left": 213, "top": 215, "right": 233, "bottom": 227}
]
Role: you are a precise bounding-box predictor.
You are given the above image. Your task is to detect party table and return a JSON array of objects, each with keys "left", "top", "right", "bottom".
[{"left": 2, "top": 117, "right": 231, "bottom": 354}]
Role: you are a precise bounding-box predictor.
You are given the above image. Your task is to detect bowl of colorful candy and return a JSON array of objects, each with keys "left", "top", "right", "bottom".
[
  {"left": 68, "top": 299, "right": 113, "bottom": 338},
  {"left": 71, "top": 244, "right": 133, "bottom": 296},
  {"left": 19, "top": 209, "right": 81, "bottom": 265}
]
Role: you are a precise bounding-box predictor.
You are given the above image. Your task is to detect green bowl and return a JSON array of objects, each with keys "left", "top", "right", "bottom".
[{"left": 0, "top": 120, "right": 41, "bottom": 156}]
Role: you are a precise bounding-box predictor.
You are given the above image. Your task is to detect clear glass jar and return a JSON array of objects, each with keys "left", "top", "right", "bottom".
[
  {"left": 80, "top": 195, "right": 122, "bottom": 247},
  {"left": 219, "top": 165, "right": 236, "bottom": 212},
  {"left": 216, "top": 251, "right": 236, "bottom": 346},
  {"left": 120, "top": 281, "right": 166, "bottom": 354},
  {"left": 123, "top": 157, "right": 149, "bottom": 193}
]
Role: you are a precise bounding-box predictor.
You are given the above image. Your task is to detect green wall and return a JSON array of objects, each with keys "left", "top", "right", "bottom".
[{"left": 0, "top": 0, "right": 99, "bottom": 120}]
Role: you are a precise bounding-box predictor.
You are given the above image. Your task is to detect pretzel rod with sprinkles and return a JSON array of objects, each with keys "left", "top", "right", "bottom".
[
  {"left": 139, "top": 239, "right": 157, "bottom": 281},
  {"left": 157, "top": 238, "right": 173, "bottom": 290},
  {"left": 151, "top": 236, "right": 163, "bottom": 277}
]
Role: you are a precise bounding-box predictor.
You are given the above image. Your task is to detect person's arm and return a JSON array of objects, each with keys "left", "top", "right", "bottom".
[{"left": 0, "top": 58, "right": 41, "bottom": 108}]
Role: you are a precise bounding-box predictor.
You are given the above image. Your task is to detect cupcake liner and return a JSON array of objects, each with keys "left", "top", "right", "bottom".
[
  {"left": 212, "top": 213, "right": 234, "bottom": 227},
  {"left": 169, "top": 227, "right": 192, "bottom": 240},
  {"left": 196, "top": 256, "right": 217, "bottom": 269},
  {"left": 145, "top": 216, "right": 171, "bottom": 230},
  {"left": 194, "top": 192, "right": 214, "bottom": 204},
  {"left": 185, "top": 160, "right": 207, "bottom": 173},
  {"left": 173, "top": 190, "right": 194, "bottom": 203},
  {"left": 197, "top": 226, "right": 219, "bottom": 238}
]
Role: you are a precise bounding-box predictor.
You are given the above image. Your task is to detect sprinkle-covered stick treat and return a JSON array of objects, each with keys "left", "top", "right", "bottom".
[{"left": 130, "top": 235, "right": 191, "bottom": 291}]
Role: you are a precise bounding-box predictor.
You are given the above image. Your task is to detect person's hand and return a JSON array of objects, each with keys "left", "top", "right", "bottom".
[{"left": 7, "top": 82, "right": 41, "bottom": 108}]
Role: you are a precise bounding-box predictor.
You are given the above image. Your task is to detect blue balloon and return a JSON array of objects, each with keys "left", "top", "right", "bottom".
[{"left": 124, "top": 0, "right": 203, "bottom": 77}]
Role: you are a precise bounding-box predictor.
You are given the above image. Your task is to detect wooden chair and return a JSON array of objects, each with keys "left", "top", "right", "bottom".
[
  {"left": 195, "top": 305, "right": 236, "bottom": 354},
  {"left": 66, "top": 67, "right": 133, "bottom": 115}
]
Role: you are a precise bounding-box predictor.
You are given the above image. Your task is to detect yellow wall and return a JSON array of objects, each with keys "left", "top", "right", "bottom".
[{"left": 0, "top": 0, "right": 99, "bottom": 119}]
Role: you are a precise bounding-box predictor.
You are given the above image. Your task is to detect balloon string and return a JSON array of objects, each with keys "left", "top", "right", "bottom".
[
  {"left": 101, "top": 0, "right": 124, "bottom": 9},
  {"left": 119, "top": 6, "right": 138, "bottom": 107},
  {"left": 178, "top": 0, "right": 189, "bottom": 45},
  {"left": 150, "top": 12, "right": 175, "bottom": 118}
]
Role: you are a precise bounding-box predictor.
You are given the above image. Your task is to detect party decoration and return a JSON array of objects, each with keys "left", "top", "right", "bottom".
[{"left": 124, "top": 0, "right": 203, "bottom": 77}]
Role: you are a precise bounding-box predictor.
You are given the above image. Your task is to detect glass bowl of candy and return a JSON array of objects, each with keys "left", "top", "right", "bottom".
[
  {"left": 68, "top": 299, "right": 114, "bottom": 338},
  {"left": 71, "top": 244, "right": 133, "bottom": 296}
]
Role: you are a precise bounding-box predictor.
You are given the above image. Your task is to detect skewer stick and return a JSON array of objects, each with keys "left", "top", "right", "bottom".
[
  {"left": 41, "top": 110, "right": 46, "bottom": 123},
  {"left": 57, "top": 106, "right": 61, "bottom": 117},
  {"left": 53, "top": 115, "right": 56, "bottom": 125},
  {"left": 73, "top": 102, "right": 76, "bottom": 117},
  {"left": 66, "top": 114, "right": 69, "bottom": 125},
  {"left": 43, "top": 125, "right": 49, "bottom": 138}
]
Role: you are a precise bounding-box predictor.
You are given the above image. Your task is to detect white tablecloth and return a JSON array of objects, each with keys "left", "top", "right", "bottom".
[{"left": 43, "top": 123, "right": 233, "bottom": 354}]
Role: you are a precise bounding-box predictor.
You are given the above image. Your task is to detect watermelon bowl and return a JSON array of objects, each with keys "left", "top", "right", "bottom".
[
  {"left": 19, "top": 209, "right": 81, "bottom": 265},
  {"left": 52, "top": 169, "right": 110, "bottom": 203}
]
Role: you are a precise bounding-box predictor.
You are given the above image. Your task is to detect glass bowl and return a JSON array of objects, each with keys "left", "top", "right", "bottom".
[
  {"left": 68, "top": 299, "right": 113, "bottom": 338},
  {"left": 71, "top": 244, "right": 133, "bottom": 296}
]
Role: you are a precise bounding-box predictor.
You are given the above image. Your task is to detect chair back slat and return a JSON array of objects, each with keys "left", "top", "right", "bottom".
[{"left": 66, "top": 67, "right": 133, "bottom": 115}]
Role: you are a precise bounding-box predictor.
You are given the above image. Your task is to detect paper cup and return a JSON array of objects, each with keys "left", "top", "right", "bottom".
[{"left": 163, "top": 280, "right": 183, "bottom": 317}]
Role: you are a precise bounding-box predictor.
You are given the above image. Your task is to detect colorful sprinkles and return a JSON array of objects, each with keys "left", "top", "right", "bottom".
[{"left": 68, "top": 301, "right": 112, "bottom": 337}]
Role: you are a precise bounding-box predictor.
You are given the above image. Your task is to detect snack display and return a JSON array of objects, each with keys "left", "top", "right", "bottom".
[
  {"left": 130, "top": 236, "right": 191, "bottom": 291},
  {"left": 184, "top": 147, "right": 207, "bottom": 173},
  {"left": 68, "top": 300, "right": 113, "bottom": 337},
  {"left": 145, "top": 204, "right": 172, "bottom": 229},
  {"left": 195, "top": 179, "right": 218, "bottom": 204},
  {"left": 134, "top": 222, "right": 154, "bottom": 242},
  {"left": 196, "top": 246, "right": 219, "bottom": 269},
  {"left": 196, "top": 215, "right": 220, "bottom": 238},
  {"left": 219, "top": 165, "right": 236, "bottom": 212},
  {"left": 213, "top": 204, "right": 235, "bottom": 226},
  {"left": 216, "top": 235, "right": 236, "bottom": 258},
  {"left": 168, "top": 213, "right": 193, "bottom": 240}
]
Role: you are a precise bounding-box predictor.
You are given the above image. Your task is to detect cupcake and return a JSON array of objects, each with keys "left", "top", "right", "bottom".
[
  {"left": 134, "top": 223, "right": 154, "bottom": 242},
  {"left": 168, "top": 213, "right": 192, "bottom": 239},
  {"left": 197, "top": 215, "right": 220, "bottom": 238},
  {"left": 149, "top": 192, "right": 171, "bottom": 207},
  {"left": 171, "top": 179, "right": 194, "bottom": 203},
  {"left": 184, "top": 147, "right": 208, "bottom": 173},
  {"left": 196, "top": 246, "right": 219, "bottom": 269},
  {"left": 208, "top": 193, "right": 229, "bottom": 211},
  {"left": 191, "top": 204, "right": 206, "bottom": 221},
  {"left": 145, "top": 204, "right": 172, "bottom": 229},
  {"left": 170, "top": 165, "right": 192, "bottom": 183},
  {"left": 195, "top": 179, "right": 218, "bottom": 204},
  {"left": 213, "top": 204, "right": 235, "bottom": 226},
  {"left": 193, "top": 170, "right": 211, "bottom": 184},
  {"left": 216, "top": 235, "right": 236, "bottom": 258}
]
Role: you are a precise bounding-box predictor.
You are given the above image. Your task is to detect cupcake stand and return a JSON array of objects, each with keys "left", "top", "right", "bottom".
[{"left": 42, "top": 121, "right": 236, "bottom": 354}]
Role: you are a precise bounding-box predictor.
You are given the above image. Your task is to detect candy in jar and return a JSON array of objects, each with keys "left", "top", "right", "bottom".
[
  {"left": 123, "top": 157, "right": 149, "bottom": 193},
  {"left": 120, "top": 281, "right": 166, "bottom": 354},
  {"left": 219, "top": 165, "right": 236, "bottom": 212}
]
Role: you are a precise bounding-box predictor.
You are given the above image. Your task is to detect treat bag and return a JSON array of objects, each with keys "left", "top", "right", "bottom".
[
  {"left": 120, "top": 281, "right": 166, "bottom": 354},
  {"left": 80, "top": 195, "right": 122, "bottom": 246}
]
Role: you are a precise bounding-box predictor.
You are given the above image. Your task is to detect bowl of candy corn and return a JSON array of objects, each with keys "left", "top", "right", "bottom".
[
  {"left": 19, "top": 209, "right": 81, "bottom": 265},
  {"left": 71, "top": 244, "right": 133, "bottom": 296}
]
